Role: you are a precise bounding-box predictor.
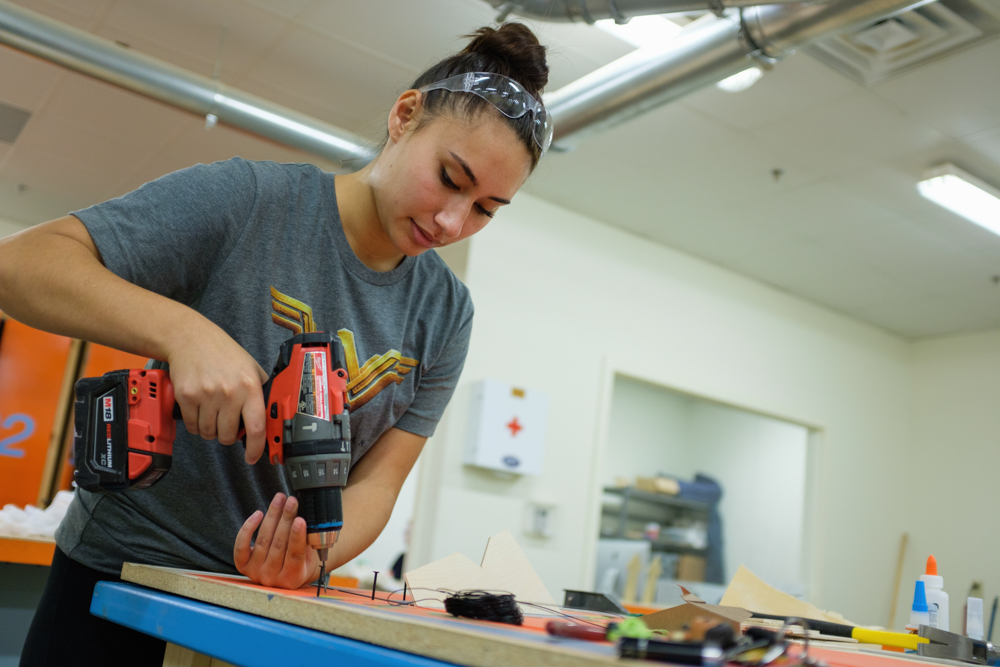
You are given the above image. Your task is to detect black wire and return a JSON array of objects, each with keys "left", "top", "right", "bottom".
[
  {"left": 322, "top": 585, "right": 618, "bottom": 630},
  {"left": 444, "top": 591, "right": 524, "bottom": 625}
]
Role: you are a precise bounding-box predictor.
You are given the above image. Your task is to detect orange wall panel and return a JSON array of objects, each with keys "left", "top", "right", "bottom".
[{"left": 0, "top": 319, "right": 73, "bottom": 507}]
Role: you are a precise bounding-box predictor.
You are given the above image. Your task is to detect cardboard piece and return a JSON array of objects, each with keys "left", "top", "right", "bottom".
[
  {"left": 642, "top": 585, "right": 752, "bottom": 632},
  {"left": 634, "top": 477, "right": 681, "bottom": 495},
  {"left": 641, "top": 556, "right": 662, "bottom": 604},
  {"left": 720, "top": 565, "right": 855, "bottom": 625},
  {"left": 622, "top": 553, "right": 642, "bottom": 603},
  {"left": 403, "top": 530, "right": 556, "bottom": 609}
]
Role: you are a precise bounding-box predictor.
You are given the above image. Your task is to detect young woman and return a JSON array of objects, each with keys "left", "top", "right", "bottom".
[{"left": 1, "top": 22, "right": 551, "bottom": 666}]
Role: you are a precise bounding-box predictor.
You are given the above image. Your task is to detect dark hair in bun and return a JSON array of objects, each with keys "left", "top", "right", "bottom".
[{"left": 411, "top": 23, "right": 549, "bottom": 168}]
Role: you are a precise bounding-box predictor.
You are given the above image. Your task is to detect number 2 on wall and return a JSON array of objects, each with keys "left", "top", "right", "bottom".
[{"left": 0, "top": 413, "right": 36, "bottom": 458}]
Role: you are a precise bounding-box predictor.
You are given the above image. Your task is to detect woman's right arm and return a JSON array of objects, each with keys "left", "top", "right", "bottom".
[{"left": 0, "top": 216, "right": 269, "bottom": 462}]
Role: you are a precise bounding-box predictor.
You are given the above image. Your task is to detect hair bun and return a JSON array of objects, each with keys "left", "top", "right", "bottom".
[{"left": 461, "top": 23, "right": 548, "bottom": 97}]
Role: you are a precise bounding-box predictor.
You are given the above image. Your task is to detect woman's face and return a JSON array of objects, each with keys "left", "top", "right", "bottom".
[{"left": 371, "top": 102, "right": 533, "bottom": 257}]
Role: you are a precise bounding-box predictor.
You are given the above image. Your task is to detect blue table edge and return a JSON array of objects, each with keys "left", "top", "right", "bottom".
[{"left": 91, "top": 580, "right": 457, "bottom": 667}]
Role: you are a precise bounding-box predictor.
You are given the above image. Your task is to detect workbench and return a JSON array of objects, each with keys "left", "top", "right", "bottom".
[
  {"left": 101, "top": 564, "right": 941, "bottom": 667},
  {"left": 103, "top": 564, "right": 627, "bottom": 667}
]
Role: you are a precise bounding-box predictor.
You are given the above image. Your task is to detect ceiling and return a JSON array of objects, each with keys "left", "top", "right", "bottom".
[{"left": 0, "top": 0, "right": 998, "bottom": 339}]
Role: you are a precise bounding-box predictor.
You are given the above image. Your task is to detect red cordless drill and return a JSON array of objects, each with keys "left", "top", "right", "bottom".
[{"left": 72, "top": 332, "right": 351, "bottom": 584}]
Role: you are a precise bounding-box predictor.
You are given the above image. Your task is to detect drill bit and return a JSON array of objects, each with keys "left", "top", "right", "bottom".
[{"left": 317, "top": 547, "right": 329, "bottom": 597}]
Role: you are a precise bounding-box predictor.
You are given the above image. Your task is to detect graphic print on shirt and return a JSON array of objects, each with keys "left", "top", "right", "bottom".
[{"left": 270, "top": 286, "right": 419, "bottom": 410}]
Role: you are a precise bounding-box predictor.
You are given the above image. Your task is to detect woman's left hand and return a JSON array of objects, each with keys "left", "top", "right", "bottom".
[{"left": 234, "top": 492, "right": 319, "bottom": 589}]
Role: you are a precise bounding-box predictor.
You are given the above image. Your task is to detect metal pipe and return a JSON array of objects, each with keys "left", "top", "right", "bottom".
[
  {"left": 0, "top": 0, "right": 374, "bottom": 171},
  {"left": 544, "top": 0, "right": 926, "bottom": 149},
  {"left": 488, "top": 0, "right": 803, "bottom": 23}
]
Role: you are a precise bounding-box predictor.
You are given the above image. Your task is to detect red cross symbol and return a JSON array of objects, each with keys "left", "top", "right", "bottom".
[{"left": 506, "top": 417, "right": 522, "bottom": 437}]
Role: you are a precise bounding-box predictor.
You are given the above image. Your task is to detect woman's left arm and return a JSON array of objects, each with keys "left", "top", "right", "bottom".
[
  {"left": 234, "top": 427, "right": 426, "bottom": 588},
  {"left": 327, "top": 427, "right": 428, "bottom": 569}
]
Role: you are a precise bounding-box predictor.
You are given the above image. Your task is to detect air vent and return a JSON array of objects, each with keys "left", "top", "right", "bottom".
[
  {"left": 804, "top": 0, "right": 1000, "bottom": 85},
  {"left": 0, "top": 101, "right": 31, "bottom": 143}
]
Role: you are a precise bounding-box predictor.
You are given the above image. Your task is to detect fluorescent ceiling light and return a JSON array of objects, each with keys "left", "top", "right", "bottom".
[
  {"left": 595, "top": 15, "right": 683, "bottom": 49},
  {"left": 716, "top": 67, "right": 763, "bottom": 92},
  {"left": 917, "top": 162, "right": 1000, "bottom": 236}
]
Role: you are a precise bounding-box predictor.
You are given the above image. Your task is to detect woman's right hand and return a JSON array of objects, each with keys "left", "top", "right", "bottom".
[{"left": 167, "top": 322, "right": 270, "bottom": 463}]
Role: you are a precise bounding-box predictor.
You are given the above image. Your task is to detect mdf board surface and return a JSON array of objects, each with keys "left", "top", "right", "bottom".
[
  {"left": 122, "top": 565, "right": 938, "bottom": 667},
  {"left": 122, "top": 564, "right": 626, "bottom": 667},
  {"left": 54, "top": 343, "right": 151, "bottom": 492},
  {"left": 0, "top": 318, "right": 74, "bottom": 507}
]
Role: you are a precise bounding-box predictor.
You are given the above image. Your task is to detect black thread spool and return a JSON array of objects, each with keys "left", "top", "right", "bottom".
[{"left": 444, "top": 591, "right": 524, "bottom": 626}]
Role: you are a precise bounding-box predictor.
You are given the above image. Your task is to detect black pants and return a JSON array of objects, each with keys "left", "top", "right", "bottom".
[{"left": 19, "top": 547, "right": 166, "bottom": 667}]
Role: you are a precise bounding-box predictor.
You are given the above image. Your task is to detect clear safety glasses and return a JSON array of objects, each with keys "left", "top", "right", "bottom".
[{"left": 419, "top": 72, "right": 553, "bottom": 154}]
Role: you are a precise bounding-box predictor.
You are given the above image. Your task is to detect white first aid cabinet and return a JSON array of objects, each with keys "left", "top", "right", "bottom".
[{"left": 462, "top": 379, "right": 548, "bottom": 476}]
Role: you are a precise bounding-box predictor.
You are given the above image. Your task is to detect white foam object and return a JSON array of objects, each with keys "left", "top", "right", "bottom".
[
  {"left": 403, "top": 530, "right": 556, "bottom": 610},
  {"left": 0, "top": 490, "right": 74, "bottom": 539}
]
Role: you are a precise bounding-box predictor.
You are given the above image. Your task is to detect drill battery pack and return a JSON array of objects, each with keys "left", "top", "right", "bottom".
[{"left": 73, "top": 368, "right": 176, "bottom": 492}]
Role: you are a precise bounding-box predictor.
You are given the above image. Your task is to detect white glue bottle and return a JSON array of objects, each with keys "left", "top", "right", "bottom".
[{"left": 920, "top": 555, "right": 950, "bottom": 631}]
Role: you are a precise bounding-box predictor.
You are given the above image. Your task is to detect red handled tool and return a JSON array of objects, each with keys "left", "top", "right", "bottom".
[{"left": 72, "top": 332, "right": 351, "bottom": 583}]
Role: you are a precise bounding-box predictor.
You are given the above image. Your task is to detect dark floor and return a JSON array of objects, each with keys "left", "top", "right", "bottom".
[{"left": 0, "top": 562, "right": 49, "bottom": 667}]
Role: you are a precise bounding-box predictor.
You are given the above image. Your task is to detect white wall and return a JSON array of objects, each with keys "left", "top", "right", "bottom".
[
  {"left": 602, "top": 377, "right": 693, "bottom": 488},
  {"left": 686, "top": 399, "right": 809, "bottom": 592},
  {"left": 900, "top": 330, "right": 1000, "bottom": 632},
  {"left": 409, "top": 192, "right": 915, "bottom": 626}
]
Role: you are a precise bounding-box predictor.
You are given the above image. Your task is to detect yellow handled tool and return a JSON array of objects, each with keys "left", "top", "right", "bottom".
[
  {"left": 852, "top": 628, "right": 928, "bottom": 650},
  {"left": 750, "top": 613, "right": 929, "bottom": 650}
]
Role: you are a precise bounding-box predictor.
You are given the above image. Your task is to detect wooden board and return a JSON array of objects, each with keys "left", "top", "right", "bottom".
[
  {"left": 404, "top": 530, "right": 556, "bottom": 608},
  {"left": 0, "top": 535, "right": 56, "bottom": 566},
  {"left": 122, "top": 564, "right": 625, "bottom": 667},
  {"left": 121, "top": 565, "right": 949, "bottom": 667}
]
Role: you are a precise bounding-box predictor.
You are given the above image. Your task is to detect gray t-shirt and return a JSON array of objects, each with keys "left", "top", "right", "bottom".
[{"left": 55, "top": 157, "right": 473, "bottom": 575}]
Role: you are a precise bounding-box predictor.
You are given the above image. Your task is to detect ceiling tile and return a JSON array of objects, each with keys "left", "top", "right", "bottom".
[
  {"left": 871, "top": 37, "right": 1000, "bottom": 139},
  {"left": 682, "top": 51, "right": 862, "bottom": 132},
  {"left": 243, "top": 27, "right": 412, "bottom": 126},
  {"left": 725, "top": 238, "right": 909, "bottom": 314},
  {"left": 296, "top": 0, "right": 492, "bottom": 75},
  {"left": 819, "top": 214, "right": 999, "bottom": 297},
  {"left": 39, "top": 73, "right": 189, "bottom": 150},
  {"left": 749, "top": 181, "right": 897, "bottom": 245},
  {"left": 91, "top": 24, "right": 219, "bottom": 79},
  {"left": 0, "top": 148, "right": 116, "bottom": 208},
  {"left": 102, "top": 0, "right": 291, "bottom": 80},
  {"left": 0, "top": 175, "right": 84, "bottom": 224},
  {"left": 12, "top": 0, "right": 112, "bottom": 30},
  {"left": 246, "top": 0, "right": 314, "bottom": 19},
  {"left": 10, "top": 114, "right": 149, "bottom": 178},
  {"left": 964, "top": 124, "right": 1000, "bottom": 165},
  {"left": 749, "top": 90, "right": 950, "bottom": 179},
  {"left": 107, "top": 117, "right": 337, "bottom": 197},
  {"left": 236, "top": 78, "right": 369, "bottom": 135},
  {"left": 0, "top": 48, "right": 64, "bottom": 111}
]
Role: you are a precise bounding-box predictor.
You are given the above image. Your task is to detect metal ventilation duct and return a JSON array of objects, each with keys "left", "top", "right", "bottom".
[
  {"left": 0, "top": 0, "right": 374, "bottom": 171},
  {"left": 534, "top": 0, "right": 930, "bottom": 149},
  {"left": 487, "top": 0, "right": 803, "bottom": 22}
]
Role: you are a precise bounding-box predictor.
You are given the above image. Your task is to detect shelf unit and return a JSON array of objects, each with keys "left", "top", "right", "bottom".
[{"left": 600, "top": 486, "right": 711, "bottom": 557}]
